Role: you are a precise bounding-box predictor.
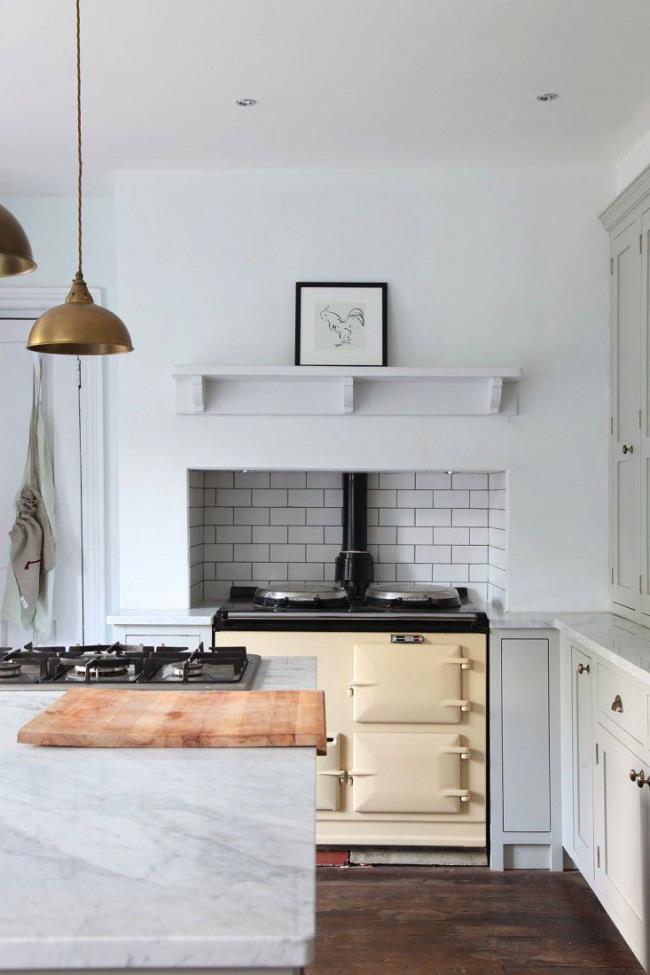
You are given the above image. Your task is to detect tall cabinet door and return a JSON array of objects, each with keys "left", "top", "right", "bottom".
[
  {"left": 641, "top": 207, "right": 650, "bottom": 615},
  {"left": 611, "top": 220, "right": 641, "bottom": 611},
  {"left": 571, "top": 646, "right": 594, "bottom": 881}
]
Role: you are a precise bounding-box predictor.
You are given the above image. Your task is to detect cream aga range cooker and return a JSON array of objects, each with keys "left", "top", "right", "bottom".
[{"left": 213, "top": 474, "right": 487, "bottom": 850}]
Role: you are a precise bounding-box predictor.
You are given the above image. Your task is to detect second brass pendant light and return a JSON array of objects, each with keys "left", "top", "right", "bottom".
[{"left": 27, "top": 0, "right": 133, "bottom": 356}]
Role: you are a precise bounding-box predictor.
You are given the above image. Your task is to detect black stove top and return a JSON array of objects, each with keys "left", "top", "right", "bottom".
[
  {"left": 216, "top": 584, "right": 489, "bottom": 634},
  {"left": 0, "top": 643, "right": 260, "bottom": 689}
]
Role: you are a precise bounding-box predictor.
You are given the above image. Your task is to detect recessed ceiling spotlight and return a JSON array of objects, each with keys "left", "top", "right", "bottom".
[
  {"left": 236, "top": 98, "right": 257, "bottom": 107},
  {"left": 536, "top": 92, "right": 559, "bottom": 102}
]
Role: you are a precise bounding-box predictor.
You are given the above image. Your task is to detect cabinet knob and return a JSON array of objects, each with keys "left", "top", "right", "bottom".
[
  {"left": 576, "top": 662, "right": 590, "bottom": 675},
  {"left": 622, "top": 444, "right": 634, "bottom": 454},
  {"left": 611, "top": 694, "right": 624, "bottom": 713},
  {"left": 630, "top": 769, "right": 646, "bottom": 787}
]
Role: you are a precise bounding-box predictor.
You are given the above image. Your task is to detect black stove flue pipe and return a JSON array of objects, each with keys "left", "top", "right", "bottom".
[{"left": 335, "top": 473, "right": 374, "bottom": 599}]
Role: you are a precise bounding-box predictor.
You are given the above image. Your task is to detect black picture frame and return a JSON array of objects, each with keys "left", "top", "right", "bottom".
[{"left": 295, "top": 282, "right": 388, "bottom": 366}]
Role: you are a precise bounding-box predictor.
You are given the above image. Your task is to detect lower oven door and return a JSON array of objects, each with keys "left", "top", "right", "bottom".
[{"left": 350, "top": 732, "right": 470, "bottom": 814}]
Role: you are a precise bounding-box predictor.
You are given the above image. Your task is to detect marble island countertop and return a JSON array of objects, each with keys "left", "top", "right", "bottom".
[{"left": 0, "top": 657, "right": 317, "bottom": 972}]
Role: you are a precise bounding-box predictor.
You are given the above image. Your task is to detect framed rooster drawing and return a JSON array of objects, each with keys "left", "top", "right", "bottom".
[{"left": 295, "top": 282, "right": 387, "bottom": 366}]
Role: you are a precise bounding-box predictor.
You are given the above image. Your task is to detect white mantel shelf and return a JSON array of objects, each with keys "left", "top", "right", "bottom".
[{"left": 172, "top": 365, "right": 523, "bottom": 417}]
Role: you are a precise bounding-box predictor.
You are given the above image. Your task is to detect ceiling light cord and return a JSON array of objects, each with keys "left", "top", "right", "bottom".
[{"left": 75, "top": 0, "right": 83, "bottom": 278}]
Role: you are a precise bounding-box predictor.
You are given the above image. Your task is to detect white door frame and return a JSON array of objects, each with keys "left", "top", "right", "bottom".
[{"left": 0, "top": 286, "right": 107, "bottom": 641}]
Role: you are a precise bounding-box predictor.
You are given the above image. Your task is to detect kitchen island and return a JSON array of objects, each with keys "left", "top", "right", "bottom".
[{"left": 0, "top": 657, "right": 316, "bottom": 975}]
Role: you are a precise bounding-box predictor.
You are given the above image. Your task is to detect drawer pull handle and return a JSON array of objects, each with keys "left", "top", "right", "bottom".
[
  {"left": 630, "top": 769, "right": 646, "bottom": 788},
  {"left": 576, "top": 662, "right": 590, "bottom": 675},
  {"left": 611, "top": 694, "right": 624, "bottom": 713}
]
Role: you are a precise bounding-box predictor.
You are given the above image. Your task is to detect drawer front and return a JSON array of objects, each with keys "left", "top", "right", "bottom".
[
  {"left": 351, "top": 642, "right": 468, "bottom": 723},
  {"left": 317, "top": 735, "right": 343, "bottom": 812},
  {"left": 351, "top": 732, "right": 470, "bottom": 813},
  {"left": 597, "top": 663, "right": 647, "bottom": 746}
]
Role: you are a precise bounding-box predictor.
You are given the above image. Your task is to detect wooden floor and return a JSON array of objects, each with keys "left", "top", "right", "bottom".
[{"left": 305, "top": 867, "right": 644, "bottom": 975}]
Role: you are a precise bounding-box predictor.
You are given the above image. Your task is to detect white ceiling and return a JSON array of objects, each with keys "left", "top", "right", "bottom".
[{"left": 2, "top": 0, "right": 650, "bottom": 194}]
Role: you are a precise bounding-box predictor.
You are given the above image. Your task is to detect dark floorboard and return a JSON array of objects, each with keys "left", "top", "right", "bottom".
[{"left": 305, "top": 867, "right": 643, "bottom": 975}]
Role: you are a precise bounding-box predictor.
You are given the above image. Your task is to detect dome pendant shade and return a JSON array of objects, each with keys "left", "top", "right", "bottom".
[
  {"left": 27, "top": 273, "right": 133, "bottom": 355},
  {"left": 0, "top": 204, "right": 37, "bottom": 277}
]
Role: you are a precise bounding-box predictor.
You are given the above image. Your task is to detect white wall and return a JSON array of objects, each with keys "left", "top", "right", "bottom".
[
  {"left": 0, "top": 195, "right": 118, "bottom": 643},
  {"left": 114, "top": 167, "right": 613, "bottom": 612},
  {"left": 617, "top": 128, "right": 650, "bottom": 195}
]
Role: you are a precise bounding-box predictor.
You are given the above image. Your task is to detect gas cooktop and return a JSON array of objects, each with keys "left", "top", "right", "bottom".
[{"left": 0, "top": 643, "right": 261, "bottom": 690}]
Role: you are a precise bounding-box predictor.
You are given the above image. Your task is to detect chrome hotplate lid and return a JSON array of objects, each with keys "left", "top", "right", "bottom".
[
  {"left": 254, "top": 582, "right": 350, "bottom": 610},
  {"left": 364, "top": 583, "right": 462, "bottom": 609}
]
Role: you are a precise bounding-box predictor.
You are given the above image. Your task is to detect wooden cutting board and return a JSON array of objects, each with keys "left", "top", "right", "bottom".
[{"left": 17, "top": 689, "right": 327, "bottom": 754}]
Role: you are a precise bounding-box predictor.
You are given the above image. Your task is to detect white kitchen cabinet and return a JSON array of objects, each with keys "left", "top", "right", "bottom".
[
  {"left": 594, "top": 723, "right": 649, "bottom": 968},
  {"left": 570, "top": 645, "right": 595, "bottom": 881},
  {"left": 601, "top": 170, "right": 650, "bottom": 624},
  {"left": 490, "top": 629, "right": 562, "bottom": 870}
]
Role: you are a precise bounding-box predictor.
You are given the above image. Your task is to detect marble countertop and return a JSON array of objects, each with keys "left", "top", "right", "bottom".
[
  {"left": 0, "top": 657, "right": 316, "bottom": 971},
  {"left": 107, "top": 607, "right": 219, "bottom": 626},
  {"left": 553, "top": 613, "right": 650, "bottom": 685}
]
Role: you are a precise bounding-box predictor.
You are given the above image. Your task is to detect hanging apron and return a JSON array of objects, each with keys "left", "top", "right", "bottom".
[{"left": 1, "top": 358, "right": 56, "bottom": 641}]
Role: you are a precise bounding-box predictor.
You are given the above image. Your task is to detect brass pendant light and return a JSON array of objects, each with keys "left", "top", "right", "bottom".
[
  {"left": 27, "top": 0, "right": 133, "bottom": 355},
  {"left": 0, "top": 204, "right": 37, "bottom": 277}
]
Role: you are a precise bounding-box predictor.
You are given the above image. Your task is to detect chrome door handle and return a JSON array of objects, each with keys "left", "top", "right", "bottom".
[
  {"left": 577, "top": 662, "right": 590, "bottom": 675},
  {"left": 630, "top": 769, "right": 646, "bottom": 787},
  {"left": 611, "top": 694, "right": 624, "bottom": 713},
  {"left": 622, "top": 444, "right": 634, "bottom": 454}
]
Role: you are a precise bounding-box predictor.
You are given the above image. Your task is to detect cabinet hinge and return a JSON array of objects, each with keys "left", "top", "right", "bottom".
[
  {"left": 610, "top": 256, "right": 614, "bottom": 275},
  {"left": 610, "top": 416, "right": 614, "bottom": 436},
  {"left": 640, "top": 409, "right": 643, "bottom": 430},
  {"left": 595, "top": 742, "right": 599, "bottom": 765},
  {"left": 641, "top": 233, "right": 644, "bottom": 254},
  {"left": 611, "top": 566, "right": 614, "bottom": 585},
  {"left": 596, "top": 845, "right": 601, "bottom": 869},
  {"left": 640, "top": 574, "right": 643, "bottom": 595}
]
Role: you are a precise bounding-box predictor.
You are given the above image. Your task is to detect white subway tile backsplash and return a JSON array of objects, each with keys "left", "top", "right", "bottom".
[
  {"left": 270, "top": 544, "right": 306, "bottom": 562},
  {"left": 452, "top": 508, "right": 488, "bottom": 527},
  {"left": 204, "top": 471, "right": 234, "bottom": 488},
  {"left": 234, "top": 471, "right": 270, "bottom": 488},
  {"left": 452, "top": 545, "right": 488, "bottom": 564},
  {"left": 396, "top": 526, "right": 432, "bottom": 544},
  {"left": 379, "top": 472, "right": 415, "bottom": 489},
  {"left": 369, "top": 489, "right": 397, "bottom": 507},
  {"left": 271, "top": 507, "right": 306, "bottom": 525},
  {"left": 234, "top": 543, "right": 270, "bottom": 562},
  {"left": 306, "top": 507, "right": 341, "bottom": 526},
  {"left": 289, "top": 489, "right": 324, "bottom": 507},
  {"left": 434, "top": 490, "right": 469, "bottom": 507},
  {"left": 379, "top": 507, "right": 415, "bottom": 527},
  {"left": 397, "top": 563, "right": 433, "bottom": 582},
  {"left": 379, "top": 544, "right": 415, "bottom": 563},
  {"left": 416, "top": 473, "right": 451, "bottom": 489},
  {"left": 217, "top": 488, "right": 251, "bottom": 507},
  {"left": 217, "top": 525, "right": 252, "bottom": 543},
  {"left": 288, "top": 526, "right": 323, "bottom": 544},
  {"left": 397, "top": 489, "right": 433, "bottom": 508},
  {"left": 452, "top": 473, "right": 488, "bottom": 490},
  {"left": 234, "top": 507, "right": 269, "bottom": 525},
  {"left": 253, "top": 488, "right": 287, "bottom": 507},
  {"left": 306, "top": 472, "right": 342, "bottom": 488},
  {"left": 189, "top": 469, "right": 508, "bottom": 606},
  {"left": 415, "top": 508, "right": 451, "bottom": 527},
  {"left": 253, "top": 525, "right": 287, "bottom": 543},
  {"left": 271, "top": 472, "right": 307, "bottom": 488},
  {"left": 415, "top": 545, "right": 451, "bottom": 563},
  {"left": 434, "top": 527, "right": 469, "bottom": 545}
]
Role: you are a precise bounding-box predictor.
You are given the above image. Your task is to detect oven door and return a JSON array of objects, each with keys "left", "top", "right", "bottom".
[
  {"left": 350, "top": 641, "right": 469, "bottom": 723},
  {"left": 350, "top": 732, "right": 470, "bottom": 813}
]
